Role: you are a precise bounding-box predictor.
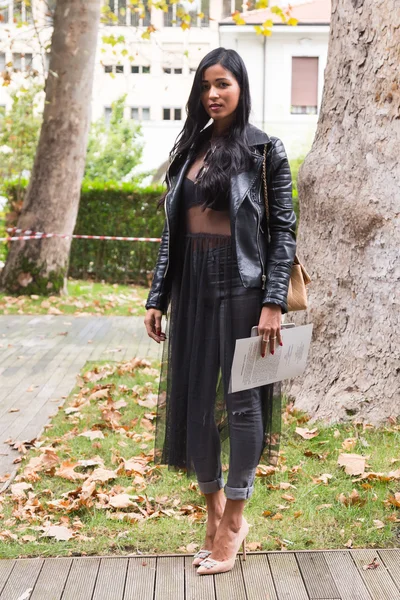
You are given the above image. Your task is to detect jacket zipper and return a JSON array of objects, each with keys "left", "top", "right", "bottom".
[
  {"left": 256, "top": 204, "right": 267, "bottom": 290},
  {"left": 163, "top": 169, "right": 171, "bottom": 278}
]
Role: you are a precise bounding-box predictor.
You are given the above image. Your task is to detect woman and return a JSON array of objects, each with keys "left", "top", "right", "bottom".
[{"left": 144, "top": 47, "right": 297, "bottom": 575}]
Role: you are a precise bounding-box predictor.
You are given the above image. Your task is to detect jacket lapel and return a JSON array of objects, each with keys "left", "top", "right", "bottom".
[
  {"left": 231, "top": 153, "right": 263, "bottom": 218},
  {"left": 165, "top": 149, "right": 195, "bottom": 219}
]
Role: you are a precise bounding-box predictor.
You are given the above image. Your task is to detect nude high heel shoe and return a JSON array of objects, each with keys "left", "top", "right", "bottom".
[{"left": 196, "top": 518, "right": 250, "bottom": 575}]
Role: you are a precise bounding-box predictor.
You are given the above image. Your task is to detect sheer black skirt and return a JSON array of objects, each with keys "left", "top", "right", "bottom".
[{"left": 153, "top": 232, "right": 282, "bottom": 479}]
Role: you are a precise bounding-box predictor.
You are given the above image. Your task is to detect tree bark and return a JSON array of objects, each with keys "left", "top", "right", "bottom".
[
  {"left": 284, "top": 0, "right": 400, "bottom": 425},
  {"left": 0, "top": 0, "right": 101, "bottom": 295}
]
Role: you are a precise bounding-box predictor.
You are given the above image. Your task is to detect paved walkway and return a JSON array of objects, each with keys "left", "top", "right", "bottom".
[
  {"left": 0, "top": 315, "right": 160, "bottom": 491},
  {"left": 0, "top": 549, "right": 399, "bottom": 599}
]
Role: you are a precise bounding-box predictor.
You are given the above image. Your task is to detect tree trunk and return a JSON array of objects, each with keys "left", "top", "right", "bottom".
[
  {"left": 285, "top": 0, "right": 400, "bottom": 425},
  {"left": 0, "top": 0, "right": 101, "bottom": 295}
]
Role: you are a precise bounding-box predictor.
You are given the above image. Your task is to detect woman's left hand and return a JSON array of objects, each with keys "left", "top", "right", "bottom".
[{"left": 257, "top": 303, "right": 283, "bottom": 357}]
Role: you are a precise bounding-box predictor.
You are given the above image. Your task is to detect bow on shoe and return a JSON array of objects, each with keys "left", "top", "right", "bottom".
[
  {"left": 198, "top": 557, "right": 219, "bottom": 569},
  {"left": 193, "top": 549, "right": 212, "bottom": 560}
]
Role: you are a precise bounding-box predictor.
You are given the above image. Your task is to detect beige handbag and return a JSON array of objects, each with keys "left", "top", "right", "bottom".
[{"left": 262, "top": 144, "right": 311, "bottom": 312}]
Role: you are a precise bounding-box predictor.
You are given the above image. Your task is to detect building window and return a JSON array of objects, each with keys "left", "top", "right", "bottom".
[
  {"left": 164, "top": 1, "right": 209, "bottom": 27},
  {"left": 44, "top": 51, "right": 50, "bottom": 73},
  {"left": 12, "top": 52, "right": 32, "bottom": 72},
  {"left": 44, "top": 0, "right": 57, "bottom": 24},
  {"left": 103, "top": 64, "right": 124, "bottom": 74},
  {"left": 0, "top": 1, "right": 10, "bottom": 24},
  {"left": 105, "top": 0, "right": 151, "bottom": 26},
  {"left": 104, "top": 106, "right": 112, "bottom": 124},
  {"left": 222, "top": 0, "right": 243, "bottom": 18},
  {"left": 131, "top": 106, "right": 151, "bottom": 121},
  {"left": 163, "top": 66, "right": 182, "bottom": 75},
  {"left": 130, "top": 3, "right": 151, "bottom": 26},
  {"left": 291, "top": 56, "right": 318, "bottom": 115},
  {"left": 163, "top": 107, "right": 182, "bottom": 121},
  {"left": 131, "top": 65, "right": 150, "bottom": 74},
  {"left": 104, "top": 0, "right": 126, "bottom": 25},
  {"left": 24, "top": 52, "right": 33, "bottom": 70},
  {"left": 12, "top": 0, "right": 34, "bottom": 24},
  {"left": 0, "top": 53, "right": 6, "bottom": 71}
]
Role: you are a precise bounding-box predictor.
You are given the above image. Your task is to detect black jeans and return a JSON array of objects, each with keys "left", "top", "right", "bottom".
[{"left": 186, "top": 238, "right": 265, "bottom": 500}]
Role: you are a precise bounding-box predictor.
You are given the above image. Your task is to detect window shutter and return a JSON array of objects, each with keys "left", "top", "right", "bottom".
[{"left": 291, "top": 57, "right": 318, "bottom": 108}]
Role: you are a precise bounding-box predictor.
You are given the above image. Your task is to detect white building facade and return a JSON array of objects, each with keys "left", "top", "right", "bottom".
[{"left": 0, "top": 0, "right": 331, "bottom": 175}]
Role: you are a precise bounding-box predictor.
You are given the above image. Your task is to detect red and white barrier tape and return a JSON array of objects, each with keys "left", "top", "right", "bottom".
[{"left": 1, "top": 227, "right": 161, "bottom": 243}]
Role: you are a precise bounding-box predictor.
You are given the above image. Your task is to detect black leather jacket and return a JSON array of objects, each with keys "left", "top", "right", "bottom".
[{"left": 145, "top": 123, "right": 297, "bottom": 314}]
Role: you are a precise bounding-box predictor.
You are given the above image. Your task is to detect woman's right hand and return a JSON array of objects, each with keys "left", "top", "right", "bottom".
[{"left": 144, "top": 308, "right": 166, "bottom": 344}]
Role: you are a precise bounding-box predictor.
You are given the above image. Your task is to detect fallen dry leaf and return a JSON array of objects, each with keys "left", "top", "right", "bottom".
[
  {"left": 40, "top": 524, "right": 74, "bottom": 541},
  {"left": 337, "top": 489, "right": 366, "bottom": 507},
  {"left": 295, "top": 427, "right": 319, "bottom": 440},
  {"left": 373, "top": 520, "right": 385, "bottom": 529},
  {"left": 87, "top": 468, "right": 118, "bottom": 483},
  {"left": 342, "top": 437, "right": 358, "bottom": 450},
  {"left": 337, "top": 453, "right": 367, "bottom": 476},
  {"left": 246, "top": 541, "right": 262, "bottom": 551},
  {"left": 108, "top": 494, "right": 135, "bottom": 509},
  {"left": 362, "top": 556, "right": 380, "bottom": 570},
  {"left": 78, "top": 430, "right": 105, "bottom": 441}
]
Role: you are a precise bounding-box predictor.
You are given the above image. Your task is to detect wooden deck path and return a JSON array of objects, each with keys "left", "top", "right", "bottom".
[
  {"left": 0, "top": 549, "right": 399, "bottom": 599},
  {"left": 0, "top": 315, "right": 160, "bottom": 491}
]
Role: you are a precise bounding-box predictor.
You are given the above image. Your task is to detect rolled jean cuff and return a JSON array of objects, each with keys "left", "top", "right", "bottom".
[
  {"left": 224, "top": 484, "right": 254, "bottom": 500},
  {"left": 198, "top": 475, "right": 225, "bottom": 494}
]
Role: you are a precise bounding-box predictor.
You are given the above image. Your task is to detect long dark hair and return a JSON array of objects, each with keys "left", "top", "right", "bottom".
[{"left": 158, "top": 47, "right": 254, "bottom": 209}]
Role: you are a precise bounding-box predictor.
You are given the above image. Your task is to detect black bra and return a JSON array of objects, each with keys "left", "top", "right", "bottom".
[{"left": 182, "top": 177, "right": 229, "bottom": 212}]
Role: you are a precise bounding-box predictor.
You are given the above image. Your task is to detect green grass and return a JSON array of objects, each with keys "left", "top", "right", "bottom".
[
  {"left": 0, "top": 355, "right": 399, "bottom": 559},
  {"left": 0, "top": 278, "right": 150, "bottom": 317}
]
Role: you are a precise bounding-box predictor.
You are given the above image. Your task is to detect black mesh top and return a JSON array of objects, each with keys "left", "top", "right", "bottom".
[{"left": 181, "top": 176, "right": 231, "bottom": 236}]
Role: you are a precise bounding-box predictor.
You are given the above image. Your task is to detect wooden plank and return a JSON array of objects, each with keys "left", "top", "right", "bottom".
[
  {"left": 324, "top": 551, "right": 373, "bottom": 600},
  {"left": 0, "top": 561, "right": 15, "bottom": 596},
  {"left": 124, "top": 557, "right": 157, "bottom": 600},
  {"left": 93, "top": 558, "right": 128, "bottom": 600},
  {"left": 296, "top": 552, "right": 341, "bottom": 599},
  {"left": 267, "top": 552, "right": 309, "bottom": 600},
  {"left": 350, "top": 549, "right": 400, "bottom": 599},
  {"left": 240, "top": 553, "right": 278, "bottom": 600},
  {"left": 154, "top": 556, "right": 184, "bottom": 600},
  {"left": 0, "top": 557, "right": 43, "bottom": 600},
  {"left": 184, "top": 556, "right": 216, "bottom": 600},
  {"left": 378, "top": 549, "right": 400, "bottom": 590},
  {"left": 30, "top": 557, "right": 72, "bottom": 600},
  {"left": 214, "top": 557, "right": 247, "bottom": 600},
  {"left": 60, "top": 557, "right": 100, "bottom": 600}
]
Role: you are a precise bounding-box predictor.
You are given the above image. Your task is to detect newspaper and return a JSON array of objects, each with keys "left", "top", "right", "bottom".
[{"left": 228, "top": 324, "right": 313, "bottom": 393}]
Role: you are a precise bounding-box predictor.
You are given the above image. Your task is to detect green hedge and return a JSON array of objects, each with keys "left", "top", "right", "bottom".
[
  {"left": 3, "top": 179, "right": 166, "bottom": 285},
  {"left": 69, "top": 180, "right": 165, "bottom": 285}
]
